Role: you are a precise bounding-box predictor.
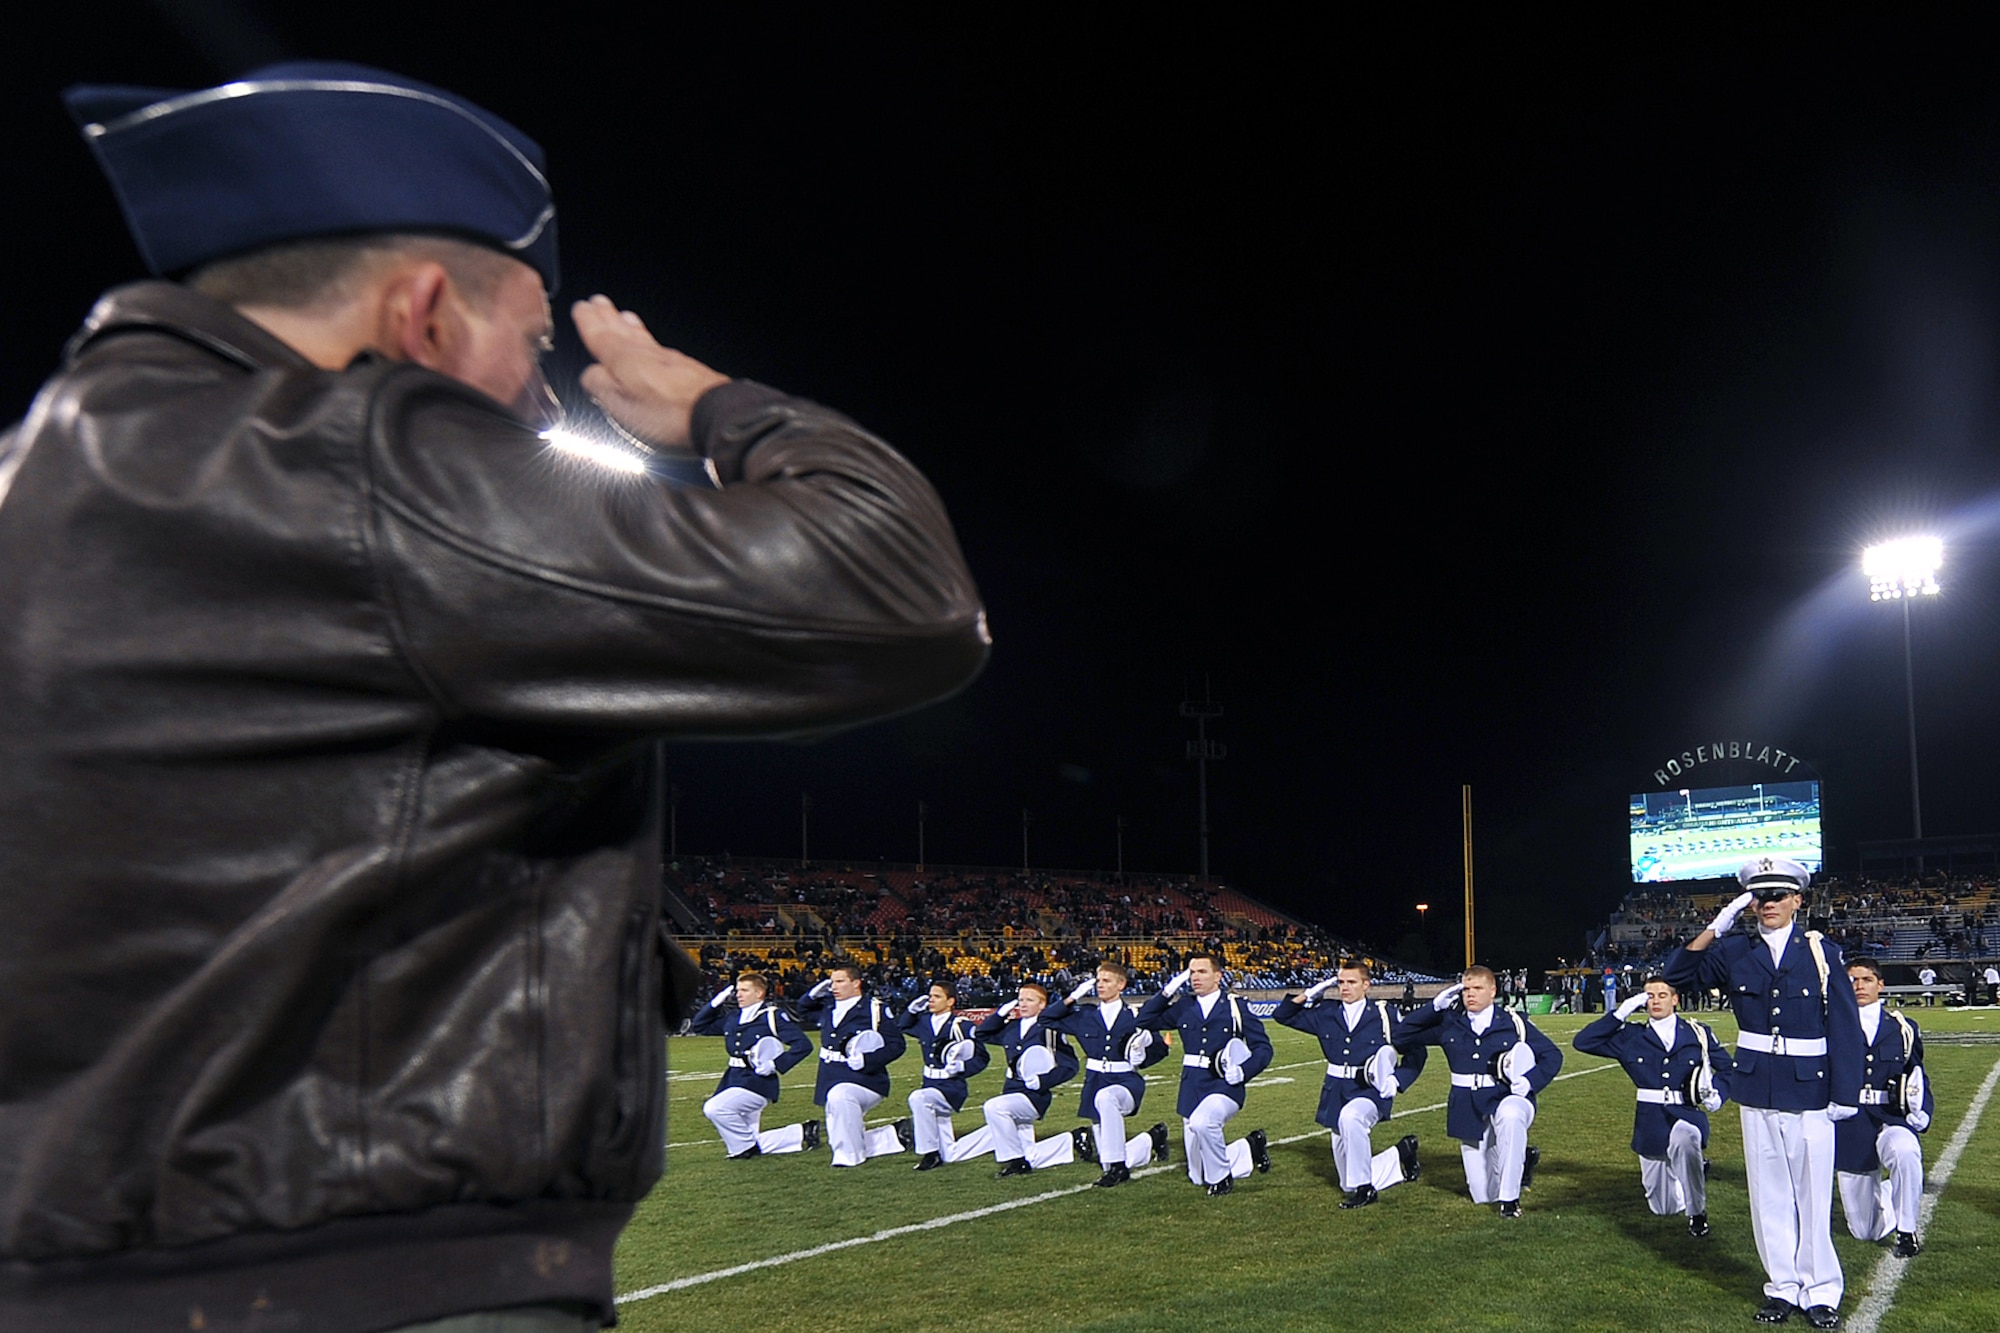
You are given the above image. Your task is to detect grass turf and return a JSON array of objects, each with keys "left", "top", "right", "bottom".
[{"left": 610, "top": 1006, "right": 2000, "bottom": 1332}]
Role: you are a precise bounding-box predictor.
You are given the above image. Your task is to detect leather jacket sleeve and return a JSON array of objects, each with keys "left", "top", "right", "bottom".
[{"left": 366, "top": 370, "right": 988, "bottom": 736}]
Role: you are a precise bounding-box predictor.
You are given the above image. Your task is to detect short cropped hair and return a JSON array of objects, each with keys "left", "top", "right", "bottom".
[
  {"left": 1019, "top": 982, "right": 1050, "bottom": 1002},
  {"left": 1463, "top": 965, "right": 1497, "bottom": 986},
  {"left": 1096, "top": 961, "right": 1130, "bottom": 984},
  {"left": 929, "top": 977, "right": 958, "bottom": 1001},
  {"left": 1848, "top": 956, "right": 1885, "bottom": 981},
  {"left": 1186, "top": 951, "right": 1223, "bottom": 971},
  {"left": 737, "top": 971, "right": 770, "bottom": 997},
  {"left": 187, "top": 232, "right": 521, "bottom": 312},
  {"left": 1642, "top": 973, "right": 1675, "bottom": 993},
  {"left": 829, "top": 959, "right": 864, "bottom": 983},
  {"left": 1339, "top": 960, "right": 1373, "bottom": 982}
]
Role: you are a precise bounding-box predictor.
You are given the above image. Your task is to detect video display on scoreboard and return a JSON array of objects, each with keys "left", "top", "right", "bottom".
[{"left": 1629, "top": 781, "right": 1822, "bottom": 883}]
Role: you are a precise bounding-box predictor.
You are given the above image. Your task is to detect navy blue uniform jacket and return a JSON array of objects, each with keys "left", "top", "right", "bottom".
[
  {"left": 688, "top": 997, "right": 813, "bottom": 1103},
  {"left": 1663, "top": 928, "right": 1863, "bottom": 1112},
  {"left": 1274, "top": 993, "right": 1427, "bottom": 1129},
  {"left": 1134, "top": 989, "right": 1274, "bottom": 1116},
  {"left": 1042, "top": 995, "right": 1171, "bottom": 1123},
  {"left": 1400, "top": 1003, "right": 1562, "bottom": 1145},
  {"left": 1573, "top": 1011, "right": 1735, "bottom": 1156},
  {"left": 898, "top": 1006, "right": 991, "bottom": 1112},
  {"left": 973, "top": 1011, "right": 1080, "bottom": 1117},
  {"left": 798, "top": 991, "right": 907, "bottom": 1104},
  {"left": 1835, "top": 1007, "right": 1933, "bottom": 1174}
]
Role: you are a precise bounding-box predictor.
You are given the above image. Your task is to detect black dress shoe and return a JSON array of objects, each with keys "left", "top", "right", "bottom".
[
  {"left": 1754, "top": 1297, "right": 1796, "bottom": 1324},
  {"left": 729, "top": 1144, "right": 763, "bottom": 1160},
  {"left": 1093, "top": 1164, "right": 1129, "bottom": 1188},
  {"left": 1072, "top": 1125, "right": 1095, "bottom": 1163},
  {"left": 1248, "top": 1128, "right": 1271, "bottom": 1173},
  {"left": 1802, "top": 1306, "right": 1840, "bottom": 1330},
  {"left": 1206, "top": 1177, "right": 1233, "bottom": 1196},
  {"left": 995, "top": 1158, "right": 1033, "bottom": 1178},
  {"left": 1893, "top": 1231, "right": 1921, "bottom": 1258},
  {"left": 1339, "top": 1184, "right": 1378, "bottom": 1209},
  {"left": 1148, "top": 1122, "right": 1170, "bottom": 1162},
  {"left": 1520, "top": 1145, "right": 1540, "bottom": 1190},
  {"left": 801, "top": 1120, "right": 821, "bottom": 1152},
  {"left": 1688, "top": 1212, "right": 1711, "bottom": 1238},
  {"left": 1396, "top": 1134, "right": 1421, "bottom": 1182},
  {"left": 1498, "top": 1199, "right": 1522, "bottom": 1219},
  {"left": 893, "top": 1118, "right": 915, "bottom": 1153},
  {"left": 912, "top": 1151, "right": 943, "bottom": 1172}
]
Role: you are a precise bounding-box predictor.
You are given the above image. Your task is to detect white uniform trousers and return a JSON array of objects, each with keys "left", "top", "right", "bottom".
[
  {"left": 1741, "top": 1106, "right": 1842, "bottom": 1310},
  {"left": 909, "top": 1086, "right": 966, "bottom": 1155},
  {"left": 1837, "top": 1125, "right": 1924, "bottom": 1240},
  {"left": 703, "top": 1086, "right": 808, "bottom": 1156},
  {"left": 1332, "top": 1097, "right": 1406, "bottom": 1193},
  {"left": 1184, "top": 1093, "right": 1255, "bottom": 1185},
  {"left": 1639, "top": 1118, "right": 1705, "bottom": 1217},
  {"left": 981, "top": 1091, "right": 1077, "bottom": 1167},
  {"left": 825, "top": 1083, "right": 905, "bottom": 1167},
  {"left": 1092, "top": 1086, "right": 1157, "bottom": 1170},
  {"left": 1459, "top": 1093, "right": 1535, "bottom": 1204}
]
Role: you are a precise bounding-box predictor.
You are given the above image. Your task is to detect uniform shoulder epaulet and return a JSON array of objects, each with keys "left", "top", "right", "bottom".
[
  {"left": 1507, "top": 1009, "right": 1527, "bottom": 1044},
  {"left": 1376, "top": 1000, "right": 1394, "bottom": 1045},
  {"left": 1889, "top": 1010, "right": 1919, "bottom": 1070},
  {"left": 1803, "top": 930, "right": 1831, "bottom": 1008}
]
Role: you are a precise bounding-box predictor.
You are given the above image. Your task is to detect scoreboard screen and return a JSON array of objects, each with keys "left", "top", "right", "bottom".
[{"left": 1629, "top": 781, "right": 1821, "bottom": 883}]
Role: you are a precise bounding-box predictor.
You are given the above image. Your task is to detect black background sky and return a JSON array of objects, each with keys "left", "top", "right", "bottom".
[{"left": 15, "top": 7, "right": 2000, "bottom": 970}]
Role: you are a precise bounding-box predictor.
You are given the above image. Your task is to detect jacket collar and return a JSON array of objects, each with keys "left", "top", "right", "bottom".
[{"left": 66, "top": 281, "right": 316, "bottom": 374}]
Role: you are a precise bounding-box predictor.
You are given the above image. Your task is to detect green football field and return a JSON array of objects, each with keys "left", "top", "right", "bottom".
[{"left": 611, "top": 1007, "right": 2000, "bottom": 1332}]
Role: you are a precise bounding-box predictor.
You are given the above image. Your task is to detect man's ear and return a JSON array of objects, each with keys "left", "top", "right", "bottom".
[{"left": 380, "top": 261, "right": 457, "bottom": 371}]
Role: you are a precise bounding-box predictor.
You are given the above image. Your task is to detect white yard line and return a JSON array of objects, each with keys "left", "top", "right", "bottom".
[
  {"left": 619, "top": 1062, "right": 1617, "bottom": 1304},
  {"left": 1846, "top": 1053, "right": 2000, "bottom": 1333}
]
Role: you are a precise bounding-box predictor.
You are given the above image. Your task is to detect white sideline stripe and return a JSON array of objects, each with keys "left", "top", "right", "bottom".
[
  {"left": 620, "top": 1061, "right": 1618, "bottom": 1304},
  {"left": 1846, "top": 1053, "right": 2000, "bottom": 1333}
]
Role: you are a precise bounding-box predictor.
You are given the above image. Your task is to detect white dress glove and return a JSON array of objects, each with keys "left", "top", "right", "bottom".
[
  {"left": 1302, "top": 976, "right": 1338, "bottom": 1002},
  {"left": 1510, "top": 1075, "right": 1532, "bottom": 1097},
  {"left": 1614, "top": 993, "right": 1647, "bottom": 1021},
  {"left": 996, "top": 999, "right": 1020, "bottom": 1019},
  {"left": 1023, "top": 1073, "right": 1040, "bottom": 1090},
  {"left": 710, "top": 985, "right": 735, "bottom": 1010},
  {"left": 1708, "top": 891, "right": 1755, "bottom": 937},
  {"left": 1068, "top": 978, "right": 1096, "bottom": 1004},
  {"left": 1701, "top": 1090, "right": 1723, "bottom": 1113},
  {"left": 1432, "top": 982, "right": 1465, "bottom": 1012},
  {"left": 1162, "top": 969, "right": 1192, "bottom": 998},
  {"left": 806, "top": 979, "right": 834, "bottom": 1000},
  {"left": 907, "top": 995, "right": 931, "bottom": 1015},
  {"left": 1906, "top": 1108, "right": 1931, "bottom": 1132}
]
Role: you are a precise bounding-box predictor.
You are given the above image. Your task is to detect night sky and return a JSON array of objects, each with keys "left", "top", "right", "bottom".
[{"left": 16, "top": 8, "right": 2000, "bottom": 969}]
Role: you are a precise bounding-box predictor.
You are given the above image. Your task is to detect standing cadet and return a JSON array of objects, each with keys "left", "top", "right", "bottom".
[
  {"left": 689, "top": 971, "right": 818, "bottom": 1158},
  {"left": 972, "top": 984, "right": 1092, "bottom": 1177},
  {"left": 1043, "top": 961, "right": 1172, "bottom": 1187},
  {"left": 1274, "top": 961, "right": 1424, "bottom": 1207},
  {"left": 1836, "top": 958, "right": 1933, "bottom": 1258},
  {"left": 1573, "top": 973, "right": 1735, "bottom": 1236},
  {"left": 1136, "top": 953, "right": 1274, "bottom": 1196},
  {"left": 798, "top": 962, "right": 912, "bottom": 1168},
  {"left": 1665, "top": 857, "right": 1863, "bottom": 1331},
  {"left": 900, "top": 977, "right": 991, "bottom": 1171},
  {"left": 1400, "top": 965, "right": 1562, "bottom": 1217}
]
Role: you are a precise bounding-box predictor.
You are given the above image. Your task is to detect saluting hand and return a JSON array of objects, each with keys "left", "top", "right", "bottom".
[{"left": 571, "top": 295, "right": 731, "bottom": 450}]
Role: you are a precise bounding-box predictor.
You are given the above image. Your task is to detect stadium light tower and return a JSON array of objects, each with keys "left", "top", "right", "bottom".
[{"left": 1864, "top": 536, "right": 1942, "bottom": 841}]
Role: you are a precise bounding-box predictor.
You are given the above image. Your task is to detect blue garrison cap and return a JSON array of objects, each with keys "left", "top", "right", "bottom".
[{"left": 63, "top": 62, "right": 558, "bottom": 290}]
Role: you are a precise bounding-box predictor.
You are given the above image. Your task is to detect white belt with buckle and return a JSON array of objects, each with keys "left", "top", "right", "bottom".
[
  {"left": 1087, "top": 1059, "right": 1135, "bottom": 1073},
  {"left": 819, "top": 1048, "right": 847, "bottom": 1062},
  {"left": 1738, "top": 1032, "right": 1827, "bottom": 1057},
  {"left": 1636, "top": 1089, "right": 1686, "bottom": 1105},
  {"left": 1327, "top": 1062, "right": 1362, "bottom": 1078},
  {"left": 1859, "top": 1088, "right": 1892, "bottom": 1105},
  {"left": 1450, "top": 1072, "right": 1497, "bottom": 1088},
  {"left": 922, "top": 1065, "right": 954, "bottom": 1080},
  {"left": 1183, "top": 1054, "right": 1211, "bottom": 1069},
  {"left": 726, "top": 1056, "right": 749, "bottom": 1068}
]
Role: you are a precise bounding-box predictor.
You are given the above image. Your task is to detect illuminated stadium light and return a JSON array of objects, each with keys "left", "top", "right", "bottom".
[
  {"left": 1863, "top": 536, "right": 1942, "bottom": 601},
  {"left": 539, "top": 426, "right": 651, "bottom": 476}
]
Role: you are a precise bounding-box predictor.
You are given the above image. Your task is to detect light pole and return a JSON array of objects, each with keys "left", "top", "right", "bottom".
[{"left": 1865, "top": 536, "right": 1942, "bottom": 842}]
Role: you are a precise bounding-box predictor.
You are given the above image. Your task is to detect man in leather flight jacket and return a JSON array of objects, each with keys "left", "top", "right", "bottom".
[{"left": 0, "top": 64, "right": 987, "bottom": 1332}]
